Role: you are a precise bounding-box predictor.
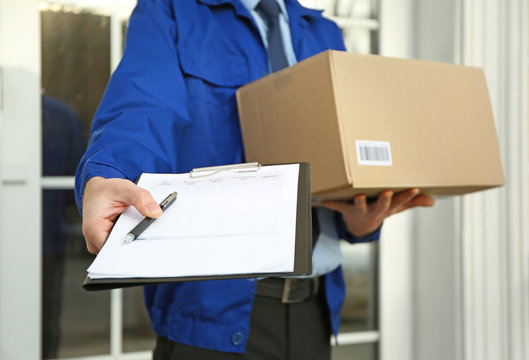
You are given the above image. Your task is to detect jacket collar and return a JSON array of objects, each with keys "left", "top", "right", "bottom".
[
  {"left": 196, "top": 0, "right": 323, "bottom": 24},
  {"left": 196, "top": 0, "right": 253, "bottom": 20}
]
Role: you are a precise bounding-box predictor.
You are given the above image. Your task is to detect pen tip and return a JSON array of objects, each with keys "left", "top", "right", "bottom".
[{"left": 123, "top": 233, "right": 135, "bottom": 244}]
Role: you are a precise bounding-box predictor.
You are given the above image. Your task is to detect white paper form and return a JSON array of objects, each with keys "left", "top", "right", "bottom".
[{"left": 87, "top": 164, "right": 300, "bottom": 279}]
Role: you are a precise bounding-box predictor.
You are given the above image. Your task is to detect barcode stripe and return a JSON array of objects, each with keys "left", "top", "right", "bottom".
[
  {"left": 355, "top": 140, "right": 392, "bottom": 166},
  {"left": 359, "top": 145, "right": 390, "bottom": 162}
]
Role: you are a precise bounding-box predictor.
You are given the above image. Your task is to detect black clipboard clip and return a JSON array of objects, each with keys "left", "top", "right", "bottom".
[{"left": 190, "top": 162, "right": 261, "bottom": 178}]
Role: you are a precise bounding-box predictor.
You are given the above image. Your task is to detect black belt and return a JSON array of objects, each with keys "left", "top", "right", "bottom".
[{"left": 255, "top": 277, "right": 320, "bottom": 304}]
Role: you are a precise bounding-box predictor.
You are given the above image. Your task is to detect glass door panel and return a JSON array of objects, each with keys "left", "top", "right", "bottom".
[
  {"left": 41, "top": 3, "right": 111, "bottom": 358},
  {"left": 340, "top": 242, "right": 378, "bottom": 333},
  {"left": 122, "top": 287, "right": 156, "bottom": 353}
]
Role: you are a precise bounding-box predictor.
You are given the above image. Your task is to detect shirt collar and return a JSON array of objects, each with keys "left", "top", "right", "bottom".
[{"left": 239, "top": 0, "right": 288, "bottom": 17}]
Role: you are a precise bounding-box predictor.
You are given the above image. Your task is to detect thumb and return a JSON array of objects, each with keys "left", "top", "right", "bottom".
[
  {"left": 82, "top": 177, "right": 163, "bottom": 254},
  {"left": 144, "top": 201, "right": 163, "bottom": 218},
  {"left": 130, "top": 188, "right": 163, "bottom": 218},
  {"left": 116, "top": 181, "right": 163, "bottom": 218}
]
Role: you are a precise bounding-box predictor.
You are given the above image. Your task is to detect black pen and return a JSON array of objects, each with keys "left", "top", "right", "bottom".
[{"left": 123, "top": 191, "right": 178, "bottom": 244}]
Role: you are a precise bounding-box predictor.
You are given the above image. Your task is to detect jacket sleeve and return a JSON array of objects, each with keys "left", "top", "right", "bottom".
[{"left": 75, "top": 0, "right": 188, "bottom": 213}]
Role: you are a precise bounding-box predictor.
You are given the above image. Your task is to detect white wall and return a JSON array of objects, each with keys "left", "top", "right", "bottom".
[
  {"left": 414, "top": 198, "right": 460, "bottom": 360},
  {"left": 0, "top": 0, "right": 41, "bottom": 359},
  {"left": 410, "top": 1, "right": 529, "bottom": 360},
  {"left": 410, "top": 1, "right": 461, "bottom": 360},
  {"left": 378, "top": 2, "right": 417, "bottom": 360},
  {"left": 412, "top": 0, "right": 456, "bottom": 62}
]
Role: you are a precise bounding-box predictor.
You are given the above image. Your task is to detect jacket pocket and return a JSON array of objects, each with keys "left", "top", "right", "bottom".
[
  {"left": 179, "top": 47, "right": 249, "bottom": 88},
  {"left": 176, "top": 47, "right": 247, "bottom": 151}
]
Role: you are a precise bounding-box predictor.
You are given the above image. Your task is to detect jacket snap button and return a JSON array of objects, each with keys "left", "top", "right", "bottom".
[{"left": 231, "top": 332, "right": 245, "bottom": 346}]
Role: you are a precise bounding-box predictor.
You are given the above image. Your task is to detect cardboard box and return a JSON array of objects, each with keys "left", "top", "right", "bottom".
[{"left": 236, "top": 50, "right": 505, "bottom": 200}]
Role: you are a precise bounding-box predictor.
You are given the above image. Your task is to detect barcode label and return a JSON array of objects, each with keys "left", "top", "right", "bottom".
[{"left": 355, "top": 140, "right": 392, "bottom": 166}]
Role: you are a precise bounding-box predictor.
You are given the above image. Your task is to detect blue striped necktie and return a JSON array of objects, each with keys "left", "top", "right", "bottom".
[
  {"left": 256, "top": 0, "right": 289, "bottom": 72},
  {"left": 257, "top": 0, "right": 320, "bottom": 246}
]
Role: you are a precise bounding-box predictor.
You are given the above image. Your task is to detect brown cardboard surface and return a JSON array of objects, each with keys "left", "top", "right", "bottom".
[
  {"left": 237, "top": 53, "right": 348, "bottom": 193},
  {"left": 237, "top": 50, "right": 505, "bottom": 200}
]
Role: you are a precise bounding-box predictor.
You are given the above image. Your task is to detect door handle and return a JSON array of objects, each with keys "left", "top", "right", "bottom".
[{"left": 0, "top": 162, "right": 28, "bottom": 185}]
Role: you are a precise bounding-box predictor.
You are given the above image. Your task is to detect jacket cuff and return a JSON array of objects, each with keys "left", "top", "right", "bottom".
[{"left": 75, "top": 162, "right": 128, "bottom": 214}]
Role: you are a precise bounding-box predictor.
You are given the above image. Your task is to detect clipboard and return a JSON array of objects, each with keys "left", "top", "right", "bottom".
[{"left": 83, "top": 162, "right": 312, "bottom": 291}]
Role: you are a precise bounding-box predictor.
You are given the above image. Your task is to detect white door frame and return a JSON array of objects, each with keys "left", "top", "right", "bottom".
[
  {"left": 0, "top": 0, "right": 42, "bottom": 359},
  {"left": 378, "top": 1, "right": 415, "bottom": 359}
]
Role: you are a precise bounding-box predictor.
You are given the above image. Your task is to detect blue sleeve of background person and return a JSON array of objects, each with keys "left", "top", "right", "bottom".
[
  {"left": 74, "top": 0, "right": 188, "bottom": 213},
  {"left": 42, "top": 95, "right": 86, "bottom": 254}
]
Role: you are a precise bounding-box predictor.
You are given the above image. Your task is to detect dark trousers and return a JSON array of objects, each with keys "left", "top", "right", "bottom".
[{"left": 153, "top": 288, "right": 331, "bottom": 360}]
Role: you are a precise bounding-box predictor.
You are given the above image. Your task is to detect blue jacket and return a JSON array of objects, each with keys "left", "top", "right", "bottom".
[{"left": 75, "top": 0, "right": 378, "bottom": 353}]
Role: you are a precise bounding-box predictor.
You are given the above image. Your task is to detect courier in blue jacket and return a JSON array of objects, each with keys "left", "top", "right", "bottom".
[{"left": 75, "top": 0, "right": 434, "bottom": 359}]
